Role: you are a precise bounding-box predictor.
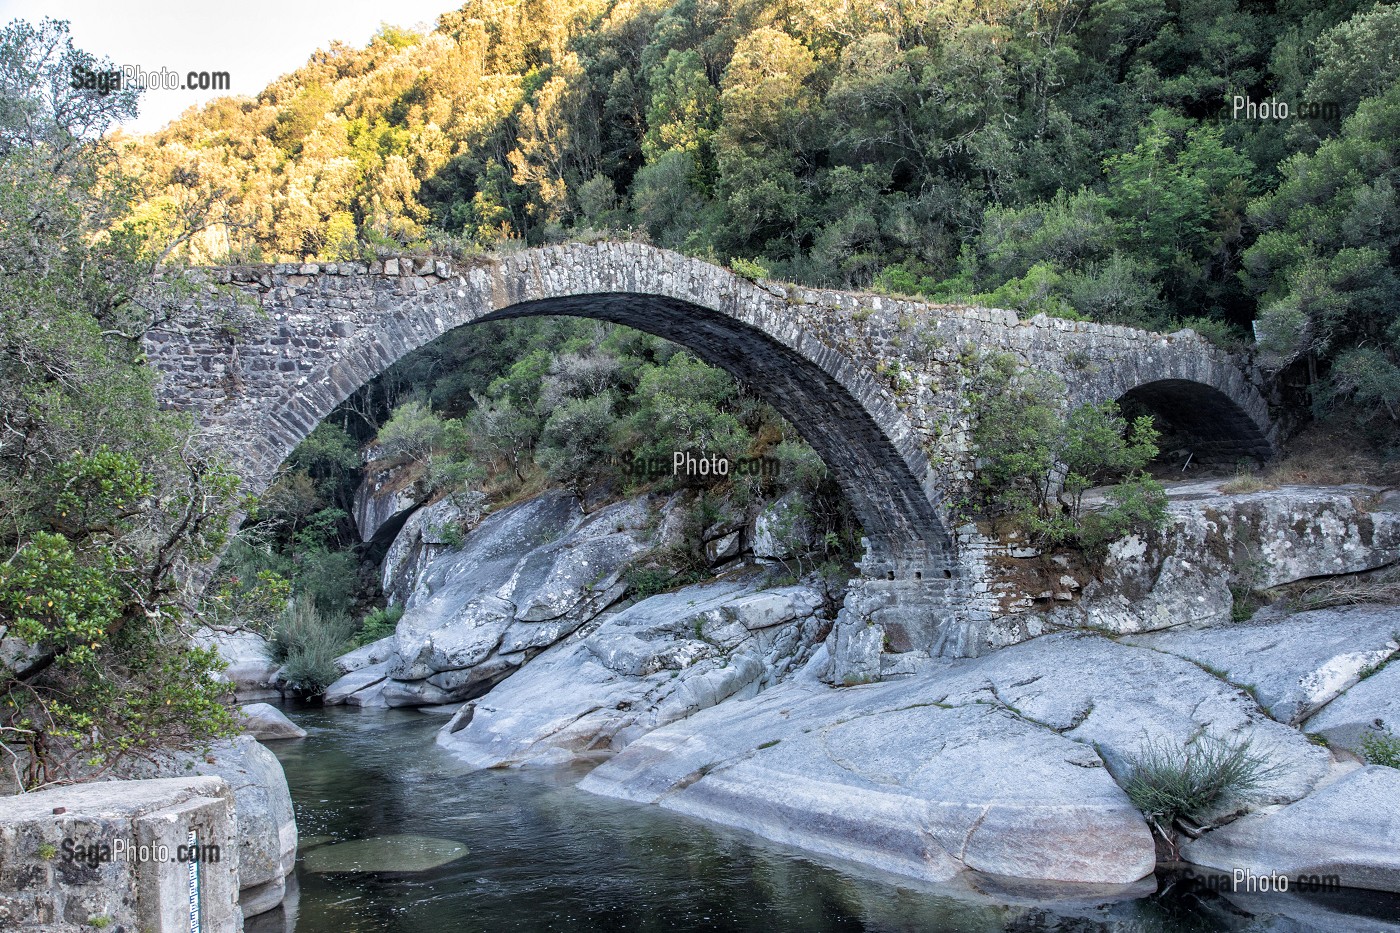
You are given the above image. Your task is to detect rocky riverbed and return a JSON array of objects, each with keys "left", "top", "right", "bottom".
[{"left": 212, "top": 478, "right": 1400, "bottom": 901}]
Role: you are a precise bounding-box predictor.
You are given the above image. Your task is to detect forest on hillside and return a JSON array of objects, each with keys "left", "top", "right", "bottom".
[{"left": 122, "top": 0, "right": 1400, "bottom": 439}]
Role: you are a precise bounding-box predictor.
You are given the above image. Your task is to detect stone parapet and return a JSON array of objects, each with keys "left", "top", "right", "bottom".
[{"left": 0, "top": 777, "right": 241, "bottom": 932}]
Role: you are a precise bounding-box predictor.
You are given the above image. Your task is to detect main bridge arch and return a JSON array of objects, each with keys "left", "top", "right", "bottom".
[
  {"left": 148, "top": 242, "right": 954, "bottom": 575},
  {"left": 146, "top": 241, "right": 1278, "bottom": 584}
]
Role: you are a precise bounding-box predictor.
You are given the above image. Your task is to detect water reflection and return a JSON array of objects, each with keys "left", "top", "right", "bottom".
[{"left": 248, "top": 706, "right": 1400, "bottom": 933}]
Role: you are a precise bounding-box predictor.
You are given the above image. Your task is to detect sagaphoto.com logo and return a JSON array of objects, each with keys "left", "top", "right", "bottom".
[{"left": 70, "top": 63, "right": 229, "bottom": 96}]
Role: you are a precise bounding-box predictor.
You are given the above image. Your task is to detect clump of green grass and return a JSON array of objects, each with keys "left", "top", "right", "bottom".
[
  {"left": 354, "top": 604, "right": 404, "bottom": 647},
  {"left": 1122, "top": 735, "right": 1279, "bottom": 837}
]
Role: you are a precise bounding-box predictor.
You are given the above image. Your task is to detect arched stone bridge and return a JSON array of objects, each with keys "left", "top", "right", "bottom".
[{"left": 146, "top": 241, "right": 1276, "bottom": 583}]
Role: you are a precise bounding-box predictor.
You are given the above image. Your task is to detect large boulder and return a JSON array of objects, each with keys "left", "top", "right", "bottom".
[
  {"left": 334, "top": 635, "right": 396, "bottom": 675},
  {"left": 353, "top": 458, "right": 419, "bottom": 542},
  {"left": 580, "top": 631, "right": 1335, "bottom": 887},
  {"left": 1125, "top": 606, "right": 1400, "bottom": 724},
  {"left": 579, "top": 675, "right": 1155, "bottom": 885},
  {"left": 239, "top": 703, "right": 308, "bottom": 741},
  {"left": 1183, "top": 766, "right": 1400, "bottom": 893},
  {"left": 382, "top": 492, "right": 658, "bottom": 706},
  {"left": 914, "top": 633, "right": 1331, "bottom": 808},
  {"left": 324, "top": 660, "right": 391, "bottom": 706},
  {"left": 139, "top": 735, "right": 297, "bottom": 918},
  {"left": 751, "top": 491, "right": 815, "bottom": 560},
  {"left": 435, "top": 580, "right": 829, "bottom": 768},
  {"left": 194, "top": 628, "right": 281, "bottom": 702},
  {"left": 380, "top": 492, "right": 487, "bottom": 605}
]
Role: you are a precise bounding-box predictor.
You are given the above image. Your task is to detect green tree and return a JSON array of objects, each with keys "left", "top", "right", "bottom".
[
  {"left": 0, "top": 19, "right": 239, "bottom": 786},
  {"left": 537, "top": 394, "right": 618, "bottom": 498},
  {"left": 1244, "top": 83, "right": 1400, "bottom": 429}
]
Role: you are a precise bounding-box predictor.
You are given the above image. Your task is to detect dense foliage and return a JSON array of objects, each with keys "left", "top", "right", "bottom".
[
  {"left": 968, "top": 353, "right": 1168, "bottom": 553},
  {"left": 121, "top": 0, "right": 1400, "bottom": 435},
  {"left": 0, "top": 21, "right": 239, "bottom": 787}
]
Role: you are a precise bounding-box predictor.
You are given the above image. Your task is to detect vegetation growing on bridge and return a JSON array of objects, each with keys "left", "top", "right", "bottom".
[{"left": 968, "top": 353, "right": 1169, "bottom": 554}]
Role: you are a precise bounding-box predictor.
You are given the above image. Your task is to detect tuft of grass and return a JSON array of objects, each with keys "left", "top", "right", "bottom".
[
  {"left": 1361, "top": 730, "right": 1400, "bottom": 769},
  {"left": 273, "top": 595, "right": 355, "bottom": 694},
  {"left": 354, "top": 604, "right": 404, "bottom": 647},
  {"left": 1122, "top": 734, "right": 1280, "bottom": 835},
  {"left": 1220, "top": 469, "right": 1276, "bottom": 494}
]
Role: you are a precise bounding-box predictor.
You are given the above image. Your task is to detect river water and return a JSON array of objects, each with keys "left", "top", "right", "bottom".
[{"left": 247, "top": 705, "right": 1400, "bottom": 933}]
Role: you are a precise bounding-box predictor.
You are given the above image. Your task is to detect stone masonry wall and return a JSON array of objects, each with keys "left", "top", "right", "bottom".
[
  {"left": 0, "top": 777, "right": 241, "bottom": 932},
  {"left": 145, "top": 242, "right": 1278, "bottom": 667}
]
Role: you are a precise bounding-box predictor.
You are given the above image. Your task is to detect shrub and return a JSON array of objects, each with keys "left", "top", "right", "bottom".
[
  {"left": 625, "top": 567, "right": 676, "bottom": 600},
  {"left": 354, "top": 605, "right": 404, "bottom": 646},
  {"left": 1361, "top": 730, "right": 1400, "bottom": 768},
  {"left": 271, "top": 596, "right": 355, "bottom": 694},
  {"left": 1122, "top": 734, "right": 1279, "bottom": 834},
  {"left": 295, "top": 548, "right": 359, "bottom": 618},
  {"left": 969, "top": 353, "right": 1168, "bottom": 553},
  {"left": 729, "top": 256, "right": 770, "bottom": 280},
  {"left": 537, "top": 394, "right": 619, "bottom": 497}
]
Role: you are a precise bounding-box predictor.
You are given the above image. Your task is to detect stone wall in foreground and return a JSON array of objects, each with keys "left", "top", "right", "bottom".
[{"left": 0, "top": 777, "right": 241, "bottom": 932}]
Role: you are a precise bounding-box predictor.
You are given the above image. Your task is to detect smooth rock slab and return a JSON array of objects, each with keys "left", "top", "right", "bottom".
[
  {"left": 1125, "top": 607, "right": 1400, "bottom": 724},
  {"left": 1183, "top": 766, "right": 1400, "bottom": 893},
  {"left": 334, "top": 635, "right": 396, "bottom": 675},
  {"left": 239, "top": 703, "right": 307, "bottom": 741},
  {"left": 437, "top": 581, "right": 825, "bottom": 768},
  {"left": 921, "top": 633, "right": 1331, "bottom": 809},
  {"left": 324, "top": 661, "right": 390, "bottom": 706},
  {"left": 580, "top": 678, "right": 1155, "bottom": 885},
  {"left": 1306, "top": 662, "right": 1400, "bottom": 754}
]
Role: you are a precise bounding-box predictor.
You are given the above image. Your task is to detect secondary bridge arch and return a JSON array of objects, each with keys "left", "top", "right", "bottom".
[{"left": 146, "top": 241, "right": 1278, "bottom": 580}]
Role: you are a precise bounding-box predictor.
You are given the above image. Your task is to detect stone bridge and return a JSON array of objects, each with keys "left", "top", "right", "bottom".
[{"left": 147, "top": 241, "right": 1276, "bottom": 588}]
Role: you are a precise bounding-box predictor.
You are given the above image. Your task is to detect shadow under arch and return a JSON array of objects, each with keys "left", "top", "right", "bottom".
[
  {"left": 461, "top": 292, "right": 953, "bottom": 571},
  {"left": 1116, "top": 378, "right": 1274, "bottom": 466}
]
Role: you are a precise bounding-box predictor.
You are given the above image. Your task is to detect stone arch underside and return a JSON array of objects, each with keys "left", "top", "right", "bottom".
[
  {"left": 478, "top": 294, "right": 952, "bottom": 567},
  {"left": 1052, "top": 329, "right": 1278, "bottom": 466},
  {"left": 1116, "top": 378, "right": 1274, "bottom": 465},
  {"left": 189, "top": 249, "right": 958, "bottom": 573}
]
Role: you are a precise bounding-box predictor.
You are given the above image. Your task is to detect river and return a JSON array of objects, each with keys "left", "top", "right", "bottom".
[{"left": 246, "top": 705, "right": 1400, "bottom": 933}]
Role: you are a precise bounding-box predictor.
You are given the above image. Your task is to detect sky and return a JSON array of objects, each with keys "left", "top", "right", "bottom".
[{"left": 0, "top": 0, "right": 457, "bottom": 132}]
